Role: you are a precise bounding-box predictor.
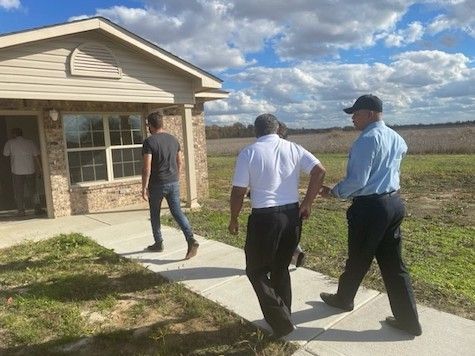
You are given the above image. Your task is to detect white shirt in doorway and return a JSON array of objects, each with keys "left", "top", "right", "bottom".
[{"left": 3, "top": 136, "right": 40, "bottom": 175}]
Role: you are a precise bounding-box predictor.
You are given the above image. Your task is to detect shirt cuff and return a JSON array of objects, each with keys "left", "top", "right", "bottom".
[{"left": 330, "top": 185, "right": 339, "bottom": 198}]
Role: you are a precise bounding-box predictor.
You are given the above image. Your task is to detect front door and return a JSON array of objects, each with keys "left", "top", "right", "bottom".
[{"left": 0, "top": 115, "right": 46, "bottom": 217}]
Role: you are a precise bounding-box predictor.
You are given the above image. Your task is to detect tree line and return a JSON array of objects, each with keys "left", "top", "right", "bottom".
[{"left": 205, "top": 120, "right": 475, "bottom": 140}]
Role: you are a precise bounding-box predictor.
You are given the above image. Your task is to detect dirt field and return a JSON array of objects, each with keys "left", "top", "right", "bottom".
[{"left": 206, "top": 124, "right": 475, "bottom": 155}]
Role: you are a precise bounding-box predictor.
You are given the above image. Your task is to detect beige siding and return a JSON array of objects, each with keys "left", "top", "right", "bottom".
[{"left": 0, "top": 32, "right": 195, "bottom": 104}]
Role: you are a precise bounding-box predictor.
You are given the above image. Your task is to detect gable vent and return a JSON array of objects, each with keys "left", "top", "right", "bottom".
[{"left": 70, "top": 43, "right": 122, "bottom": 79}]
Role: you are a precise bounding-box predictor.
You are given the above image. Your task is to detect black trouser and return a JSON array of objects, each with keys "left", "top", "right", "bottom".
[
  {"left": 244, "top": 203, "right": 300, "bottom": 334},
  {"left": 337, "top": 193, "right": 420, "bottom": 329}
]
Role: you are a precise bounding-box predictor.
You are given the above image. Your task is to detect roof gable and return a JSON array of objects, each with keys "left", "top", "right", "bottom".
[{"left": 0, "top": 17, "right": 223, "bottom": 91}]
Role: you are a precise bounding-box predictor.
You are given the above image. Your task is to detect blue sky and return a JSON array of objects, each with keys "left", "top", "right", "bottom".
[{"left": 1, "top": 0, "right": 474, "bottom": 128}]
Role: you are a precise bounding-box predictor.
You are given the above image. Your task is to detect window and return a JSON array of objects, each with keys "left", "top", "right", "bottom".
[{"left": 64, "top": 114, "right": 144, "bottom": 184}]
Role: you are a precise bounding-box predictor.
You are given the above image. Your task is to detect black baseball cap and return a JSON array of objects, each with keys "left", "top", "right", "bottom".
[{"left": 343, "top": 94, "right": 383, "bottom": 114}]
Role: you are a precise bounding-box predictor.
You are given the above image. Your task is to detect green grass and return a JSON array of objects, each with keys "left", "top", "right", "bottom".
[
  {"left": 0, "top": 234, "right": 296, "bottom": 355},
  {"left": 177, "top": 154, "right": 475, "bottom": 319}
]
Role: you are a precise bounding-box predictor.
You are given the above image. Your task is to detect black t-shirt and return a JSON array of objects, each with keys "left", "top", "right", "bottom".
[{"left": 142, "top": 132, "right": 180, "bottom": 185}]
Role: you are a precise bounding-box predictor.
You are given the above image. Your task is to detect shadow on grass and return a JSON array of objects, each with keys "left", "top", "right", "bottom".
[
  {"left": 0, "top": 319, "right": 284, "bottom": 356},
  {"left": 0, "top": 249, "right": 124, "bottom": 274},
  {"left": 0, "top": 270, "right": 166, "bottom": 302}
]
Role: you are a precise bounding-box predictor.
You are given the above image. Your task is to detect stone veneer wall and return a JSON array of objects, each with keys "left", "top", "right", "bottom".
[
  {"left": 0, "top": 99, "right": 209, "bottom": 217},
  {"left": 161, "top": 103, "right": 209, "bottom": 200}
]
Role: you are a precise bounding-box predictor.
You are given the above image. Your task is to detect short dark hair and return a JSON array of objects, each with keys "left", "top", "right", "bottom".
[
  {"left": 146, "top": 111, "right": 164, "bottom": 129},
  {"left": 11, "top": 128, "right": 22, "bottom": 137},
  {"left": 277, "top": 121, "right": 288, "bottom": 139},
  {"left": 254, "top": 113, "right": 278, "bottom": 137}
]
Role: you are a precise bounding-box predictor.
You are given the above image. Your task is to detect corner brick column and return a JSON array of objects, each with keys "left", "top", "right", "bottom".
[{"left": 181, "top": 104, "right": 199, "bottom": 208}]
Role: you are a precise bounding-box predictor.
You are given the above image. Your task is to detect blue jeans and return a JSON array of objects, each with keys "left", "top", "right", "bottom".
[{"left": 148, "top": 181, "right": 193, "bottom": 243}]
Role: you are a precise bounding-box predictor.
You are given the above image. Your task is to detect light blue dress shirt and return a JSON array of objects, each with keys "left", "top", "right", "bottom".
[{"left": 331, "top": 121, "right": 408, "bottom": 199}]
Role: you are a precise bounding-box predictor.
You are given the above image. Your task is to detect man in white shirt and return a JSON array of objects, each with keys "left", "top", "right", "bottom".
[
  {"left": 3, "top": 128, "right": 42, "bottom": 216},
  {"left": 228, "top": 113, "right": 326, "bottom": 338}
]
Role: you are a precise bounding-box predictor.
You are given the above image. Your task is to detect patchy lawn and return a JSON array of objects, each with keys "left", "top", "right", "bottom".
[{"left": 0, "top": 234, "right": 296, "bottom": 355}]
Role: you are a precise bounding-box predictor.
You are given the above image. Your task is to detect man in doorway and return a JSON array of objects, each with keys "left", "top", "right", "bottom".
[
  {"left": 2, "top": 127, "right": 43, "bottom": 216},
  {"left": 141, "top": 111, "right": 199, "bottom": 259},
  {"left": 319, "top": 94, "right": 422, "bottom": 336},
  {"left": 229, "top": 113, "right": 326, "bottom": 338}
]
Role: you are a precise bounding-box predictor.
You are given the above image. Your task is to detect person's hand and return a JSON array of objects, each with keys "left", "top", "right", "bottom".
[
  {"left": 142, "top": 187, "right": 149, "bottom": 202},
  {"left": 319, "top": 185, "right": 332, "bottom": 198},
  {"left": 299, "top": 201, "right": 311, "bottom": 220},
  {"left": 228, "top": 218, "right": 239, "bottom": 235}
]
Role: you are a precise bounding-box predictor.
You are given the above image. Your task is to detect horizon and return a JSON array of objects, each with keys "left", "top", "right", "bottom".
[
  {"left": 1, "top": 0, "right": 474, "bottom": 129},
  {"left": 205, "top": 118, "right": 475, "bottom": 132}
]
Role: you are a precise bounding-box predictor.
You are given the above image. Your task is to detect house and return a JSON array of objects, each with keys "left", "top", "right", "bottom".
[{"left": 0, "top": 17, "right": 228, "bottom": 218}]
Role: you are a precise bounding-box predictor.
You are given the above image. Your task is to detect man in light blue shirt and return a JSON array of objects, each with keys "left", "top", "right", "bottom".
[{"left": 319, "top": 94, "right": 422, "bottom": 336}]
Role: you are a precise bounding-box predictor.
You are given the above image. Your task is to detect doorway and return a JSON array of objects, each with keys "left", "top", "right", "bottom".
[{"left": 0, "top": 115, "right": 47, "bottom": 218}]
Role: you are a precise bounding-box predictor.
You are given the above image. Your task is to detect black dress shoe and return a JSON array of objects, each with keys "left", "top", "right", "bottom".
[
  {"left": 270, "top": 324, "right": 296, "bottom": 339},
  {"left": 320, "top": 292, "right": 354, "bottom": 311},
  {"left": 295, "top": 252, "right": 306, "bottom": 268},
  {"left": 385, "top": 316, "right": 422, "bottom": 336}
]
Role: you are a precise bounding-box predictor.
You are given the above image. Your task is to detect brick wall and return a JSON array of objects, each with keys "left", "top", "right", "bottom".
[{"left": 0, "top": 99, "right": 209, "bottom": 217}]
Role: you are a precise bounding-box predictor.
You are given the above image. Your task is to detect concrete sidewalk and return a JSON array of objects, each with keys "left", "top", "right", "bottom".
[{"left": 1, "top": 209, "right": 474, "bottom": 356}]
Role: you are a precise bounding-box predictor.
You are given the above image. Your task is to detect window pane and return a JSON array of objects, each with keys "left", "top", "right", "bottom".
[
  {"left": 68, "top": 152, "right": 80, "bottom": 167},
  {"left": 134, "top": 161, "right": 142, "bottom": 175},
  {"left": 109, "top": 116, "right": 120, "bottom": 130},
  {"left": 70, "top": 167, "right": 81, "bottom": 184},
  {"left": 79, "top": 131, "right": 92, "bottom": 147},
  {"left": 65, "top": 131, "right": 79, "bottom": 148},
  {"left": 122, "top": 148, "right": 133, "bottom": 162},
  {"left": 110, "top": 131, "right": 121, "bottom": 145},
  {"left": 95, "top": 165, "right": 107, "bottom": 180},
  {"left": 121, "top": 131, "right": 132, "bottom": 145},
  {"left": 120, "top": 116, "right": 131, "bottom": 130},
  {"left": 93, "top": 132, "right": 105, "bottom": 147},
  {"left": 108, "top": 114, "right": 143, "bottom": 147},
  {"left": 64, "top": 114, "right": 104, "bottom": 149},
  {"left": 132, "top": 130, "right": 143, "bottom": 144},
  {"left": 112, "top": 149, "right": 121, "bottom": 162},
  {"left": 91, "top": 117, "right": 104, "bottom": 130},
  {"left": 129, "top": 115, "right": 141, "bottom": 129},
  {"left": 123, "top": 162, "right": 134, "bottom": 177},
  {"left": 94, "top": 151, "right": 106, "bottom": 165},
  {"left": 111, "top": 148, "right": 141, "bottom": 179},
  {"left": 132, "top": 147, "right": 142, "bottom": 160},
  {"left": 113, "top": 163, "right": 123, "bottom": 178},
  {"left": 82, "top": 166, "right": 94, "bottom": 181},
  {"left": 80, "top": 151, "right": 94, "bottom": 166}
]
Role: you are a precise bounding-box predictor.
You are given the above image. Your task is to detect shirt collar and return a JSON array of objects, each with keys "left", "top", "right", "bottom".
[
  {"left": 362, "top": 120, "right": 385, "bottom": 133},
  {"left": 256, "top": 134, "right": 279, "bottom": 142}
]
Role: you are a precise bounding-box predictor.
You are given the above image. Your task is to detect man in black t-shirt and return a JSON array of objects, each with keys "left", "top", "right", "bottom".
[{"left": 141, "top": 111, "right": 199, "bottom": 259}]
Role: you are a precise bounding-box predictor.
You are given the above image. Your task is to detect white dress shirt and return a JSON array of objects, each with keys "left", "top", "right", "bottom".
[{"left": 232, "top": 134, "right": 320, "bottom": 208}]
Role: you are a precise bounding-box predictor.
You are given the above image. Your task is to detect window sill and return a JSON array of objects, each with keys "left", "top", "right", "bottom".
[{"left": 70, "top": 177, "right": 141, "bottom": 191}]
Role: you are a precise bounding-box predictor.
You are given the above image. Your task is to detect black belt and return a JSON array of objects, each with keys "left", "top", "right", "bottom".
[
  {"left": 353, "top": 190, "right": 399, "bottom": 202},
  {"left": 252, "top": 203, "right": 299, "bottom": 215}
]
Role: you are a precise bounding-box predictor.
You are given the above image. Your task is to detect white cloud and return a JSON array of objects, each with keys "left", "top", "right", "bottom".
[
  {"left": 427, "top": 0, "right": 475, "bottom": 37},
  {"left": 63, "top": 1, "right": 474, "bottom": 127},
  {"left": 207, "top": 50, "right": 474, "bottom": 128},
  {"left": 69, "top": 0, "right": 419, "bottom": 69},
  {"left": 383, "top": 21, "right": 425, "bottom": 47},
  {"left": 0, "top": 0, "right": 20, "bottom": 10},
  {"left": 70, "top": 2, "right": 278, "bottom": 72}
]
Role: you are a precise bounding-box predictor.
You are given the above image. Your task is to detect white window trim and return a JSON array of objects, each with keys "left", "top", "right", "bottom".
[{"left": 63, "top": 112, "right": 145, "bottom": 187}]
